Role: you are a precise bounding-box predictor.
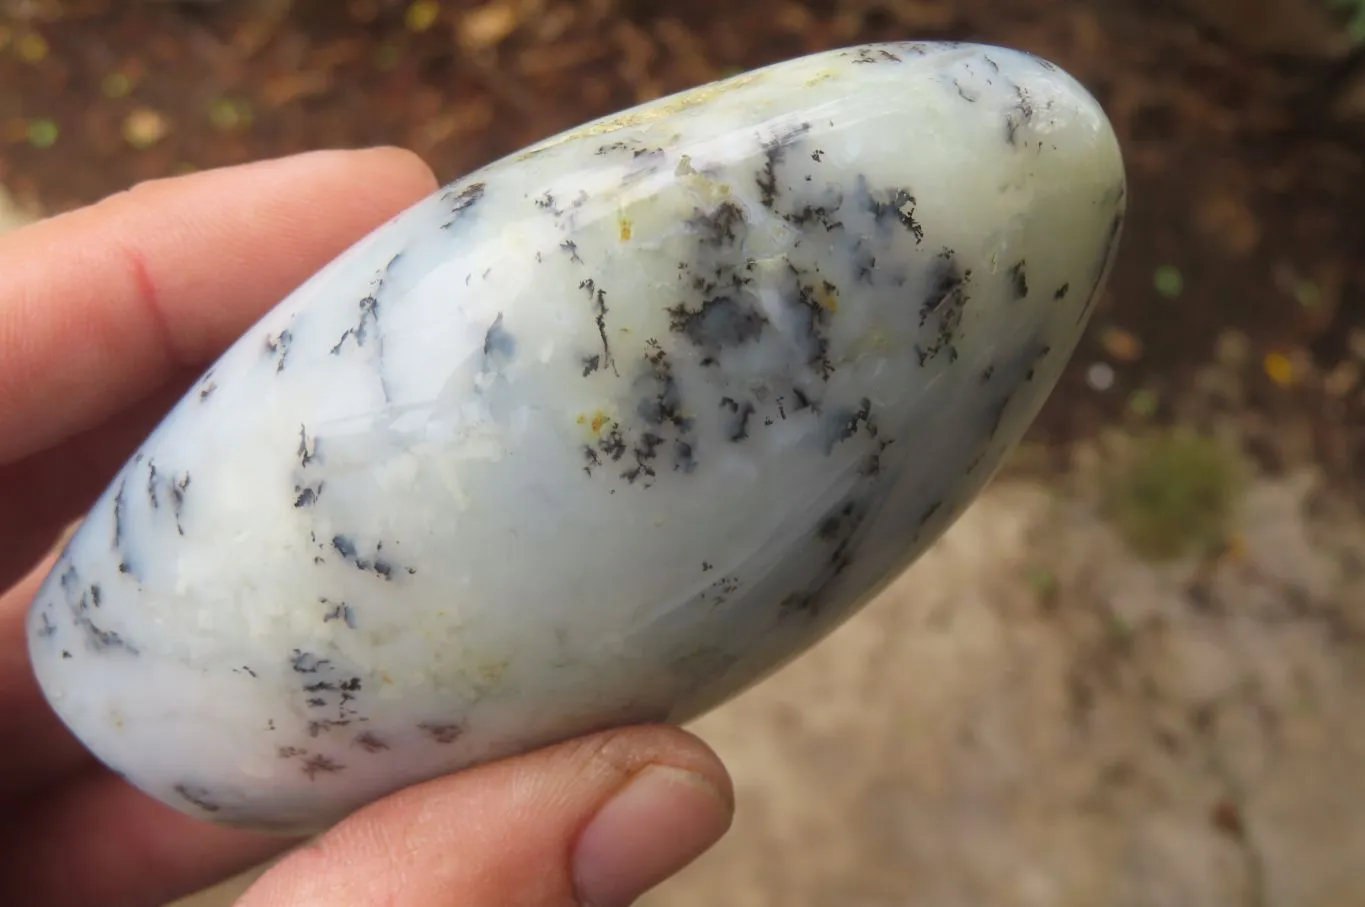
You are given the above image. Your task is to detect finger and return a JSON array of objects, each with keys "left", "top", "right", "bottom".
[
  {"left": 0, "top": 766, "right": 298, "bottom": 907},
  {"left": 0, "top": 549, "right": 94, "bottom": 801},
  {"left": 0, "top": 146, "right": 439, "bottom": 466},
  {"left": 0, "top": 147, "right": 438, "bottom": 590},
  {"left": 239, "top": 726, "right": 734, "bottom": 907}
]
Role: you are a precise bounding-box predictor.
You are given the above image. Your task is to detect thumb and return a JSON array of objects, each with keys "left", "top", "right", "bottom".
[{"left": 234, "top": 725, "right": 734, "bottom": 907}]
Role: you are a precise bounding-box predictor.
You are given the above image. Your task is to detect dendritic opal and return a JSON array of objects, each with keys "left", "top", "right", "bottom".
[{"left": 27, "top": 42, "right": 1125, "bottom": 834}]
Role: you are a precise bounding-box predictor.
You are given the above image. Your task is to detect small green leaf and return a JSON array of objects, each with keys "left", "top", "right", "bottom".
[
  {"left": 1153, "top": 265, "right": 1183, "bottom": 299},
  {"left": 27, "top": 118, "right": 58, "bottom": 148}
]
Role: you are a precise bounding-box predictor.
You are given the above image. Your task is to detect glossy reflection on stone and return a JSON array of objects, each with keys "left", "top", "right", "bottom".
[{"left": 27, "top": 41, "right": 1125, "bottom": 834}]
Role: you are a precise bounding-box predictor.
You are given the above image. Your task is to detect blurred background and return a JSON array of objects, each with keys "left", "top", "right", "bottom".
[{"left": 2, "top": 1, "right": 1363, "bottom": 905}]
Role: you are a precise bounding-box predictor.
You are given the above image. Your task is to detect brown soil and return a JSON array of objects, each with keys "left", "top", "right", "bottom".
[{"left": 2, "top": 1, "right": 1363, "bottom": 490}]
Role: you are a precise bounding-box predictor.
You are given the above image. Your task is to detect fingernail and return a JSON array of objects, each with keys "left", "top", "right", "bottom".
[{"left": 573, "top": 765, "right": 733, "bottom": 907}]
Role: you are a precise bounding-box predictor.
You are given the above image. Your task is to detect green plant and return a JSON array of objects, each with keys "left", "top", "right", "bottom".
[
  {"left": 1105, "top": 431, "right": 1244, "bottom": 562},
  {"left": 1332, "top": 0, "right": 1365, "bottom": 42}
]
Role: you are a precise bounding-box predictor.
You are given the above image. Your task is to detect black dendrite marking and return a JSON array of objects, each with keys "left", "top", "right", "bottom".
[
  {"left": 630, "top": 340, "right": 696, "bottom": 482},
  {"left": 329, "top": 294, "right": 380, "bottom": 356},
  {"left": 146, "top": 460, "right": 159, "bottom": 509},
  {"left": 535, "top": 188, "right": 589, "bottom": 229},
  {"left": 816, "top": 501, "right": 858, "bottom": 541},
  {"left": 786, "top": 263, "right": 836, "bottom": 379},
  {"left": 666, "top": 294, "right": 767, "bottom": 360},
  {"left": 170, "top": 472, "right": 191, "bottom": 536},
  {"left": 1008, "top": 260, "right": 1029, "bottom": 300},
  {"left": 534, "top": 190, "right": 560, "bottom": 214},
  {"left": 330, "top": 534, "right": 397, "bottom": 581},
  {"left": 77, "top": 616, "right": 133, "bottom": 653},
  {"left": 581, "top": 445, "right": 600, "bottom": 475},
  {"left": 1027, "top": 52, "right": 1058, "bottom": 71},
  {"left": 300, "top": 754, "right": 345, "bottom": 779},
  {"left": 756, "top": 120, "right": 812, "bottom": 210},
  {"left": 915, "top": 249, "right": 972, "bottom": 366},
  {"left": 441, "top": 182, "right": 486, "bottom": 228},
  {"left": 290, "top": 649, "right": 331, "bottom": 674},
  {"left": 322, "top": 599, "right": 357, "bottom": 629},
  {"left": 672, "top": 204, "right": 778, "bottom": 365},
  {"left": 586, "top": 422, "right": 625, "bottom": 476},
  {"left": 297, "top": 424, "right": 319, "bottom": 467},
  {"left": 623, "top": 146, "right": 666, "bottom": 184},
  {"left": 1004, "top": 84, "right": 1036, "bottom": 147},
  {"left": 579, "top": 279, "right": 617, "bottom": 376},
  {"left": 61, "top": 577, "right": 137, "bottom": 654},
  {"left": 1026, "top": 345, "right": 1052, "bottom": 383},
  {"left": 858, "top": 176, "right": 923, "bottom": 243},
  {"left": 294, "top": 482, "right": 323, "bottom": 508},
  {"left": 783, "top": 194, "right": 846, "bottom": 232},
  {"left": 824, "top": 397, "right": 878, "bottom": 453},
  {"left": 849, "top": 46, "right": 903, "bottom": 64},
  {"left": 780, "top": 498, "right": 874, "bottom": 618},
  {"left": 719, "top": 396, "right": 756, "bottom": 442},
  {"left": 112, "top": 478, "right": 128, "bottom": 551},
  {"left": 419, "top": 722, "right": 464, "bottom": 744},
  {"left": 173, "top": 784, "right": 221, "bottom": 813},
  {"left": 699, "top": 574, "right": 742, "bottom": 608},
  {"left": 264, "top": 328, "right": 293, "bottom": 373},
  {"left": 858, "top": 439, "right": 894, "bottom": 477},
  {"left": 288, "top": 647, "right": 365, "bottom": 737},
  {"left": 687, "top": 202, "right": 746, "bottom": 249},
  {"left": 354, "top": 731, "right": 389, "bottom": 753}
]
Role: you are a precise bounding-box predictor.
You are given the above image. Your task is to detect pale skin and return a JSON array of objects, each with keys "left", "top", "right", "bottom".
[{"left": 0, "top": 148, "right": 734, "bottom": 907}]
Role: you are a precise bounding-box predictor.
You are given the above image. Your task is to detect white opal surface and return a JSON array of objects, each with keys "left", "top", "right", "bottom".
[{"left": 27, "top": 42, "right": 1125, "bottom": 834}]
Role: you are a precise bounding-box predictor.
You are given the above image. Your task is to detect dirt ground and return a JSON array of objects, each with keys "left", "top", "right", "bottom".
[{"left": 2, "top": 1, "right": 1364, "bottom": 905}]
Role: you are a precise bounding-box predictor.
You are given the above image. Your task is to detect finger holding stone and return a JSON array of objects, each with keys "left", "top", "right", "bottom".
[
  {"left": 237, "top": 726, "right": 734, "bottom": 907},
  {"left": 0, "top": 146, "right": 438, "bottom": 467}
]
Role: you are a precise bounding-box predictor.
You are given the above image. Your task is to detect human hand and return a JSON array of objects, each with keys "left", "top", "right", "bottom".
[{"left": 0, "top": 148, "right": 734, "bottom": 907}]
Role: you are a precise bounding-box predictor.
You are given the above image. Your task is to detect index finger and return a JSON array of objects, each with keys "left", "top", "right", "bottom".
[{"left": 0, "top": 147, "right": 439, "bottom": 464}]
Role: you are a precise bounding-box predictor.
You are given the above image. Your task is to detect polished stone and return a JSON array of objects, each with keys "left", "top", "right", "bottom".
[{"left": 27, "top": 41, "right": 1125, "bottom": 834}]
